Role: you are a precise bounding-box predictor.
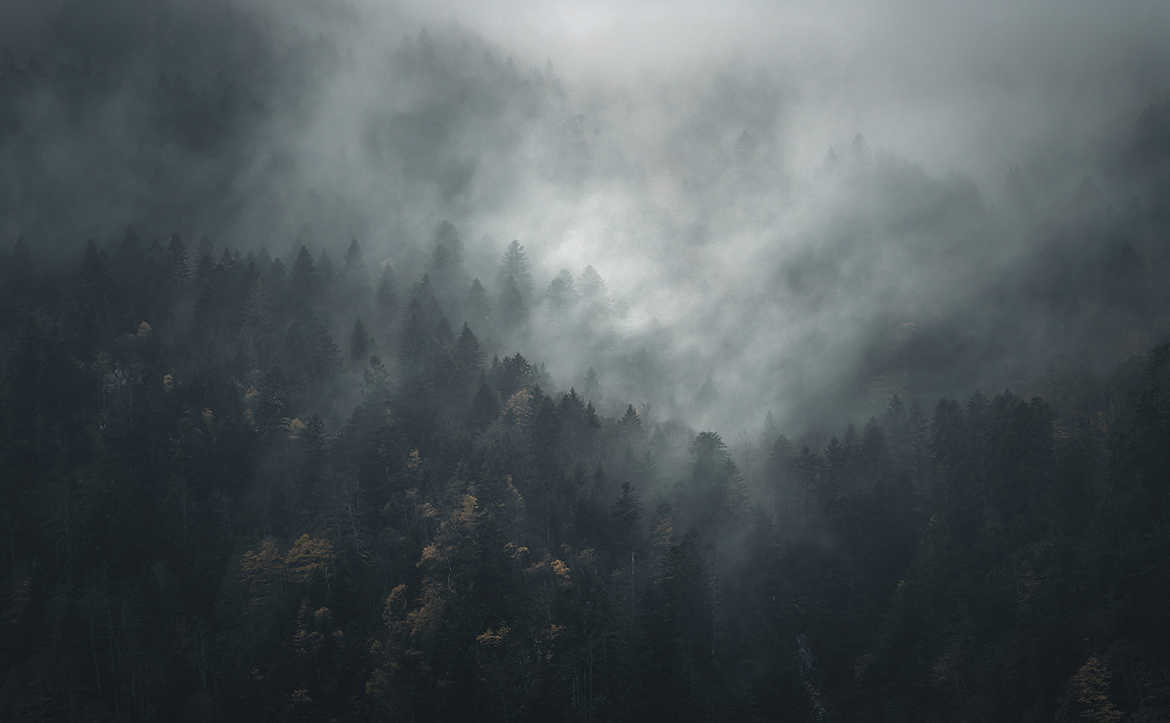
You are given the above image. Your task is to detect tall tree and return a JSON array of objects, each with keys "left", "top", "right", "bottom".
[
  {"left": 498, "top": 240, "right": 533, "bottom": 302},
  {"left": 350, "top": 318, "right": 372, "bottom": 364}
]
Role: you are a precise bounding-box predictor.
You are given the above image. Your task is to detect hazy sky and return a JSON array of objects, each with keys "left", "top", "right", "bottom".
[{"left": 3, "top": 0, "right": 1170, "bottom": 435}]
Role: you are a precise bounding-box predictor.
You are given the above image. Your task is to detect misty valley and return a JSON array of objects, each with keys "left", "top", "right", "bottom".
[{"left": 4, "top": 1, "right": 1170, "bottom": 721}]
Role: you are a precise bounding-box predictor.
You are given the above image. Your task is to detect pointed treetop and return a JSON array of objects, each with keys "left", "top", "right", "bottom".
[
  {"left": 621, "top": 404, "right": 641, "bottom": 428},
  {"left": 580, "top": 265, "right": 605, "bottom": 299},
  {"left": 456, "top": 323, "right": 482, "bottom": 367},
  {"left": 500, "top": 240, "right": 532, "bottom": 298},
  {"left": 293, "top": 245, "right": 315, "bottom": 275},
  {"left": 345, "top": 237, "right": 363, "bottom": 270},
  {"left": 350, "top": 318, "right": 371, "bottom": 362},
  {"left": 546, "top": 268, "right": 577, "bottom": 308}
]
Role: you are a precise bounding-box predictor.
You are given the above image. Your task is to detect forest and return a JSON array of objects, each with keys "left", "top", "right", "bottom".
[
  {"left": 2, "top": 229, "right": 1169, "bottom": 721},
  {"left": 4, "top": 1, "right": 1170, "bottom": 721}
]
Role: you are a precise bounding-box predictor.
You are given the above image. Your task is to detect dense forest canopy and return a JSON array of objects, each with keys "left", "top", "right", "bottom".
[{"left": 3, "top": 0, "right": 1170, "bottom": 720}]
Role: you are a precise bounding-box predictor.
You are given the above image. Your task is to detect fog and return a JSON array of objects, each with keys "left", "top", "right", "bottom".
[{"left": 4, "top": 0, "right": 1170, "bottom": 434}]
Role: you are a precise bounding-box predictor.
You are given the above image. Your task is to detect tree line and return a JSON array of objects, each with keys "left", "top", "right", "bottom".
[{"left": 2, "top": 227, "right": 1169, "bottom": 721}]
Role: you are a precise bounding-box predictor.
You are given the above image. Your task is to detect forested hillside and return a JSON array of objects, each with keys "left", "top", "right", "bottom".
[
  {"left": 2, "top": 232, "right": 1169, "bottom": 721},
  {"left": 5, "top": 1, "right": 1170, "bottom": 720}
]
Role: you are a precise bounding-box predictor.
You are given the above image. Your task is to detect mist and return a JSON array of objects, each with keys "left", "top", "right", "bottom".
[
  {"left": 7, "top": 3, "right": 1170, "bottom": 720},
  {"left": 4, "top": 0, "right": 1170, "bottom": 433}
]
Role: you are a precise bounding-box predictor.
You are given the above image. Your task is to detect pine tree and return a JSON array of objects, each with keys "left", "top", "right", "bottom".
[
  {"left": 345, "top": 237, "right": 363, "bottom": 272},
  {"left": 620, "top": 404, "right": 641, "bottom": 429},
  {"left": 612, "top": 481, "right": 642, "bottom": 556},
  {"left": 291, "top": 245, "right": 317, "bottom": 303},
  {"left": 454, "top": 323, "right": 483, "bottom": 378},
  {"left": 499, "top": 240, "right": 532, "bottom": 301},
  {"left": 350, "top": 318, "right": 371, "bottom": 364},
  {"left": 497, "top": 274, "right": 528, "bottom": 333},
  {"left": 580, "top": 265, "right": 605, "bottom": 300},
  {"left": 546, "top": 269, "right": 577, "bottom": 309},
  {"left": 464, "top": 278, "right": 492, "bottom": 332},
  {"left": 469, "top": 375, "right": 500, "bottom": 431}
]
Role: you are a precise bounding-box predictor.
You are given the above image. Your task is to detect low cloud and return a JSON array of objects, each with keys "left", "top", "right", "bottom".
[{"left": 4, "top": 0, "right": 1170, "bottom": 433}]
